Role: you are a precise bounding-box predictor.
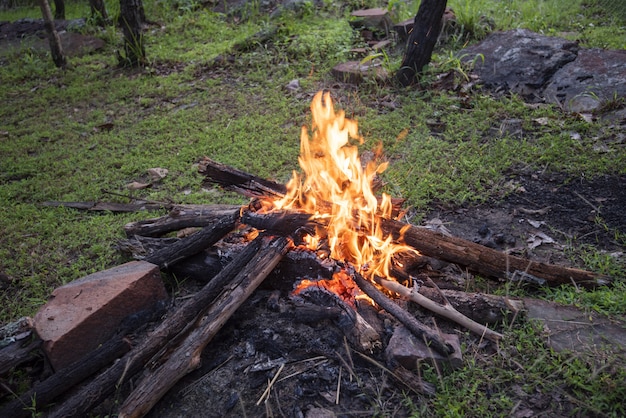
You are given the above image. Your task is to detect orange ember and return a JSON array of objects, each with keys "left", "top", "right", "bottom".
[{"left": 269, "top": 91, "right": 415, "bottom": 283}]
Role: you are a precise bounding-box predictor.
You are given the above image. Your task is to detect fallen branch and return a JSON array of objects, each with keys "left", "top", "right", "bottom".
[
  {"left": 117, "top": 236, "right": 292, "bottom": 418},
  {"left": 144, "top": 212, "right": 238, "bottom": 268}
]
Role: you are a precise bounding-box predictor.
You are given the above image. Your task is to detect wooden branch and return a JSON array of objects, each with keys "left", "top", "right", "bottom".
[
  {"left": 123, "top": 204, "right": 242, "bottom": 237},
  {"left": 377, "top": 277, "right": 504, "bottom": 342},
  {"left": 144, "top": 213, "right": 239, "bottom": 268},
  {"left": 42, "top": 200, "right": 174, "bottom": 212},
  {"left": 116, "top": 236, "right": 292, "bottom": 418},
  {"left": 47, "top": 236, "right": 266, "bottom": 418},
  {"left": 380, "top": 219, "right": 611, "bottom": 288},
  {"left": 351, "top": 269, "right": 454, "bottom": 356}
]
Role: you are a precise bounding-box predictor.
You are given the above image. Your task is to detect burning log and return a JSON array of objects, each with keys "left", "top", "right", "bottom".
[
  {"left": 199, "top": 159, "right": 610, "bottom": 289},
  {"left": 116, "top": 235, "right": 292, "bottom": 418},
  {"left": 47, "top": 235, "right": 268, "bottom": 418}
]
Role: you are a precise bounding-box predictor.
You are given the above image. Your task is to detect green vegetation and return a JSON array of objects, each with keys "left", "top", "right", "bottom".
[{"left": 0, "top": 0, "right": 624, "bottom": 416}]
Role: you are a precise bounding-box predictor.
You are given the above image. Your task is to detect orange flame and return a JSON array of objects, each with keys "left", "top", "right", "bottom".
[{"left": 271, "top": 91, "right": 415, "bottom": 282}]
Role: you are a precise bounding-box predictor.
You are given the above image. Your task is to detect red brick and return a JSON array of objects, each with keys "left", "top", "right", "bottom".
[{"left": 34, "top": 261, "right": 167, "bottom": 371}]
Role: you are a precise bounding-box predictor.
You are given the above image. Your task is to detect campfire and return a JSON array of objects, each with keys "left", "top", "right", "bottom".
[
  {"left": 2, "top": 91, "right": 610, "bottom": 418},
  {"left": 258, "top": 91, "right": 416, "bottom": 307}
]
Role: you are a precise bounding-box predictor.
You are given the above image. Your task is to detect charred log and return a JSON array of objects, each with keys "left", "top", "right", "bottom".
[
  {"left": 144, "top": 213, "right": 239, "bottom": 268},
  {"left": 124, "top": 205, "right": 241, "bottom": 237},
  {"left": 0, "top": 304, "right": 165, "bottom": 418},
  {"left": 380, "top": 218, "right": 610, "bottom": 288},
  {"left": 198, "top": 157, "right": 287, "bottom": 198}
]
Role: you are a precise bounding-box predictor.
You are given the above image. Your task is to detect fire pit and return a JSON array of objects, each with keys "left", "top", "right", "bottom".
[{"left": 1, "top": 91, "right": 610, "bottom": 418}]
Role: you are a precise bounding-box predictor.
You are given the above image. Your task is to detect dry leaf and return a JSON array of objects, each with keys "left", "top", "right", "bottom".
[
  {"left": 126, "top": 181, "right": 151, "bottom": 190},
  {"left": 147, "top": 167, "right": 168, "bottom": 181},
  {"left": 527, "top": 232, "right": 555, "bottom": 249},
  {"left": 533, "top": 117, "right": 550, "bottom": 125}
]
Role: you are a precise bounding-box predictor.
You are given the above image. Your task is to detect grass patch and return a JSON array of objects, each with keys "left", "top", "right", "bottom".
[{"left": 0, "top": 0, "right": 625, "bottom": 415}]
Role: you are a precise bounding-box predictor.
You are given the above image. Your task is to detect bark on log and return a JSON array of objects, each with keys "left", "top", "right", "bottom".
[
  {"left": 380, "top": 219, "right": 611, "bottom": 288},
  {"left": 417, "top": 287, "right": 524, "bottom": 325},
  {"left": 144, "top": 212, "right": 238, "bottom": 268},
  {"left": 47, "top": 236, "right": 266, "bottom": 418},
  {"left": 116, "top": 236, "right": 292, "bottom": 418}
]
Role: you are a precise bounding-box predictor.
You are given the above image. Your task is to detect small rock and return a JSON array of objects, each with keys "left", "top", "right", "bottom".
[
  {"left": 34, "top": 261, "right": 168, "bottom": 371},
  {"left": 385, "top": 325, "right": 463, "bottom": 370}
]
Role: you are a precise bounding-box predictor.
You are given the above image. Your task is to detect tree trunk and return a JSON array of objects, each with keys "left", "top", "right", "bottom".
[
  {"left": 396, "top": 0, "right": 447, "bottom": 86},
  {"left": 39, "top": 0, "right": 66, "bottom": 68},
  {"left": 52, "top": 0, "right": 64, "bottom": 20},
  {"left": 119, "top": 0, "right": 146, "bottom": 67},
  {"left": 88, "top": 0, "right": 109, "bottom": 25}
]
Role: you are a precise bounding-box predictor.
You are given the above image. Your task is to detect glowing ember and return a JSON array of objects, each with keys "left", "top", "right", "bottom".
[{"left": 267, "top": 91, "right": 416, "bottom": 283}]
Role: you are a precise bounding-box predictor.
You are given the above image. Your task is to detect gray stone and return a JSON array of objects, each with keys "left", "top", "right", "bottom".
[
  {"left": 524, "top": 298, "right": 626, "bottom": 355},
  {"left": 461, "top": 29, "right": 579, "bottom": 100},
  {"left": 543, "top": 48, "right": 626, "bottom": 112},
  {"left": 34, "top": 261, "right": 168, "bottom": 371},
  {"left": 385, "top": 325, "right": 463, "bottom": 370}
]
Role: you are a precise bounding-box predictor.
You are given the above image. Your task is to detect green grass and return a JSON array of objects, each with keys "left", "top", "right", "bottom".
[{"left": 0, "top": 0, "right": 625, "bottom": 415}]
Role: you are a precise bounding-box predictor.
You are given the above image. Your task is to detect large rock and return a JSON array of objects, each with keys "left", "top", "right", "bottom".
[
  {"left": 524, "top": 298, "right": 626, "bottom": 355},
  {"left": 461, "top": 29, "right": 579, "bottom": 100},
  {"left": 34, "top": 261, "right": 168, "bottom": 371},
  {"left": 543, "top": 48, "right": 626, "bottom": 112}
]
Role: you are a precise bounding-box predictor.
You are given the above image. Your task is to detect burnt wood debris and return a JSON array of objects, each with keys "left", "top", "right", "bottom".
[{"left": 0, "top": 157, "right": 613, "bottom": 417}]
